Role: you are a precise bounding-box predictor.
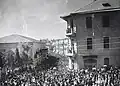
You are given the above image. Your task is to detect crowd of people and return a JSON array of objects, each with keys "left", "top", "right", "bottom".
[{"left": 0, "top": 65, "right": 120, "bottom": 86}]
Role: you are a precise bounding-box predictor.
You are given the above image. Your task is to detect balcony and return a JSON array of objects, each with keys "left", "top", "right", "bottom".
[
  {"left": 66, "top": 28, "right": 76, "bottom": 37},
  {"left": 66, "top": 49, "right": 74, "bottom": 57}
]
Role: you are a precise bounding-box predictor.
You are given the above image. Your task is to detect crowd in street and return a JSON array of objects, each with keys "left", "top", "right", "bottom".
[{"left": 0, "top": 65, "right": 120, "bottom": 86}]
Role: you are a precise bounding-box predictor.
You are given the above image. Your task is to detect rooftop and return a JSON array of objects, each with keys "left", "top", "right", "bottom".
[
  {"left": 0, "top": 34, "right": 39, "bottom": 43},
  {"left": 61, "top": 0, "right": 120, "bottom": 19}
]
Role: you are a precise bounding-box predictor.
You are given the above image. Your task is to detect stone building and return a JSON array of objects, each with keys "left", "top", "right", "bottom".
[
  {"left": 0, "top": 34, "right": 45, "bottom": 59},
  {"left": 61, "top": 0, "right": 120, "bottom": 69}
]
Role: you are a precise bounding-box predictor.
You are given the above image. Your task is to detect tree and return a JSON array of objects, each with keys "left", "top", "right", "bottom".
[
  {"left": 0, "top": 52, "right": 3, "bottom": 68},
  {"left": 3, "top": 50, "right": 15, "bottom": 69},
  {"left": 14, "top": 43, "right": 33, "bottom": 67},
  {"left": 14, "top": 48, "right": 23, "bottom": 67},
  {"left": 21, "top": 43, "right": 33, "bottom": 66},
  {"left": 21, "top": 51, "right": 33, "bottom": 66},
  {"left": 35, "top": 53, "right": 59, "bottom": 71}
]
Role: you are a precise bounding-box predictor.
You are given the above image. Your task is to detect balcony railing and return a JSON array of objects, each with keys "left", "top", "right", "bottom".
[
  {"left": 66, "top": 28, "right": 76, "bottom": 37},
  {"left": 66, "top": 49, "right": 74, "bottom": 56},
  {"left": 66, "top": 28, "right": 72, "bottom": 33}
]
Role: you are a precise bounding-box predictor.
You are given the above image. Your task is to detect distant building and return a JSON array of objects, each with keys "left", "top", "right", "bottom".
[
  {"left": 0, "top": 34, "right": 45, "bottom": 59},
  {"left": 51, "top": 38, "right": 70, "bottom": 56},
  {"left": 61, "top": 0, "right": 120, "bottom": 69}
]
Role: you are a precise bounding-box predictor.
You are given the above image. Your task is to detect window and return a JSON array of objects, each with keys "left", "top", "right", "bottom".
[
  {"left": 102, "top": 15, "right": 110, "bottom": 27},
  {"left": 102, "top": 3, "right": 111, "bottom": 7},
  {"left": 70, "top": 19, "right": 73, "bottom": 28},
  {"left": 87, "top": 38, "right": 92, "bottom": 49},
  {"left": 104, "top": 58, "right": 109, "bottom": 65},
  {"left": 0, "top": 49, "right": 5, "bottom": 52},
  {"left": 67, "top": 19, "right": 73, "bottom": 34},
  {"left": 67, "top": 23, "right": 70, "bottom": 28},
  {"left": 66, "top": 28, "right": 71, "bottom": 33},
  {"left": 73, "top": 25, "right": 76, "bottom": 33},
  {"left": 86, "top": 16, "right": 92, "bottom": 28},
  {"left": 103, "top": 37, "right": 109, "bottom": 48}
]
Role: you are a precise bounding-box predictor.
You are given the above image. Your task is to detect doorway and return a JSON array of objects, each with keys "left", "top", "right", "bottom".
[
  {"left": 84, "top": 59, "right": 97, "bottom": 68},
  {"left": 104, "top": 58, "right": 109, "bottom": 65},
  {"left": 83, "top": 55, "right": 97, "bottom": 69}
]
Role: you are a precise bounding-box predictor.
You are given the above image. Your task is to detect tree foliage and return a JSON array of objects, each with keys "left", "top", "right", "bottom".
[
  {"left": 0, "top": 52, "right": 4, "bottom": 68},
  {"left": 34, "top": 49, "right": 59, "bottom": 71},
  {"left": 2, "top": 50, "right": 15, "bottom": 69},
  {"left": 14, "top": 48, "right": 23, "bottom": 67},
  {"left": 2, "top": 43, "right": 33, "bottom": 69},
  {"left": 19, "top": 43, "right": 33, "bottom": 66}
]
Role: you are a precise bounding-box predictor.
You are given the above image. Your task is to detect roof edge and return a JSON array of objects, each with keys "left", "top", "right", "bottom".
[{"left": 61, "top": 7, "right": 120, "bottom": 20}]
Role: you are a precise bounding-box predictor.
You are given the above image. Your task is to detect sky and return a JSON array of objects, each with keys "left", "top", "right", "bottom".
[{"left": 0, "top": 0, "right": 92, "bottom": 40}]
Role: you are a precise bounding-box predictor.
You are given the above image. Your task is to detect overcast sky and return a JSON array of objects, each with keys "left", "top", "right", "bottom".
[{"left": 0, "top": 0, "right": 92, "bottom": 40}]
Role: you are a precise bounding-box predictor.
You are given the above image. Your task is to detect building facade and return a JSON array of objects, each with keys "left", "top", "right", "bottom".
[
  {"left": 61, "top": 0, "right": 120, "bottom": 69},
  {"left": 51, "top": 38, "right": 75, "bottom": 69},
  {"left": 0, "top": 34, "right": 45, "bottom": 59},
  {"left": 51, "top": 38, "right": 69, "bottom": 56}
]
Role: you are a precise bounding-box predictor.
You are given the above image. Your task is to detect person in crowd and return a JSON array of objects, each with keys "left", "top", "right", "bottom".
[{"left": 0, "top": 65, "right": 120, "bottom": 86}]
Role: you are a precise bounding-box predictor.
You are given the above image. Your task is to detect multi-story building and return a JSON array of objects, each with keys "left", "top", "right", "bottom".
[
  {"left": 61, "top": 0, "right": 120, "bottom": 69},
  {"left": 51, "top": 38, "right": 69, "bottom": 56}
]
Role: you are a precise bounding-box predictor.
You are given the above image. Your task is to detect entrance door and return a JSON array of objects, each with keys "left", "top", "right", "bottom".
[
  {"left": 84, "top": 59, "right": 97, "bottom": 68},
  {"left": 83, "top": 55, "right": 97, "bottom": 69},
  {"left": 104, "top": 58, "right": 109, "bottom": 65}
]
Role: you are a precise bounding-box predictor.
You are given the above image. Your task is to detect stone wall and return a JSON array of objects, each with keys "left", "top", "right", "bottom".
[{"left": 74, "top": 11, "right": 120, "bottom": 68}]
